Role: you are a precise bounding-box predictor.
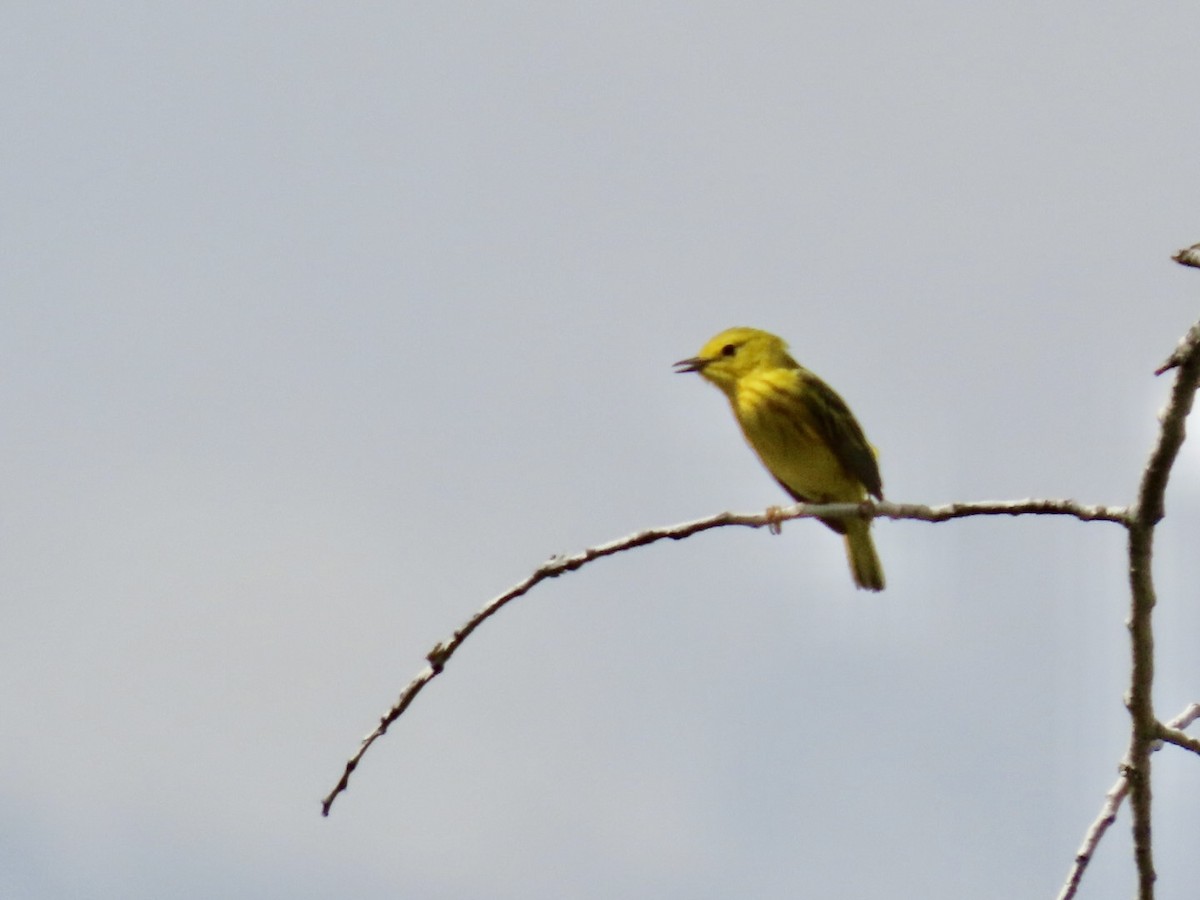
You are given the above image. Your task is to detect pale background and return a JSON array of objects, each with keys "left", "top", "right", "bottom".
[{"left": 5, "top": 3, "right": 1200, "bottom": 898}]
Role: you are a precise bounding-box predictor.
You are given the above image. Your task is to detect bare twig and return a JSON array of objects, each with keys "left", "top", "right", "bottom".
[
  {"left": 1057, "top": 770, "right": 1131, "bottom": 900},
  {"left": 1056, "top": 704, "right": 1200, "bottom": 900},
  {"left": 1156, "top": 723, "right": 1200, "bottom": 757},
  {"left": 876, "top": 498, "right": 1128, "bottom": 525},
  {"left": 1171, "top": 241, "right": 1200, "bottom": 270},
  {"left": 321, "top": 498, "right": 1127, "bottom": 815},
  {"left": 1155, "top": 250, "right": 1200, "bottom": 374},
  {"left": 1154, "top": 326, "right": 1200, "bottom": 376},
  {"left": 1166, "top": 701, "right": 1200, "bottom": 731}
]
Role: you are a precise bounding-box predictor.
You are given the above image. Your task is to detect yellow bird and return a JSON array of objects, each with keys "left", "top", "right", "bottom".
[{"left": 674, "top": 326, "right": 885, "bottom": 591}]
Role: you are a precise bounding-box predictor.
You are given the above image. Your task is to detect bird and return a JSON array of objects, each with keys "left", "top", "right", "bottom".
[{"left": 674, "top": 326, "right": 885, "bottom": 591}]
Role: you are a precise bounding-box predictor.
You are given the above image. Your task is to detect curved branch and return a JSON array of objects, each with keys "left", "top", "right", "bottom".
[{"left": 321, "top": 497, "right": 1128, "bottom": 815}]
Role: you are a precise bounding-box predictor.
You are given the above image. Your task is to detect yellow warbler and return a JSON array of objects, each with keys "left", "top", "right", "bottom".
[{"left": 674, "top": 326, "right": 885, "bottom": 591}]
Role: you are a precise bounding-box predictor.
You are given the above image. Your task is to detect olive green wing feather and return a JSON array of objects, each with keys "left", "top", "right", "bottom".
[{"left": 797, "top": 372, "right": 884, "bottom": 499}]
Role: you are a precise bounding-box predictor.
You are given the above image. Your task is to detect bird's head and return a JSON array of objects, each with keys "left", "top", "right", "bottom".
[{"left": 673, "top": 327, "right": 798, "bottom": 393}]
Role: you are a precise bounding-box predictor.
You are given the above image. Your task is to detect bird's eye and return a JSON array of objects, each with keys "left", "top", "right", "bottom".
[{"left": 721, "top": 343, "right": 737, "bottom": 357}]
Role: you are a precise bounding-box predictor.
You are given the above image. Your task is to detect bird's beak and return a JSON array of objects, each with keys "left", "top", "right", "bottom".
[{"left": 673, "top": 356, "right": 707, "bottom": 374}]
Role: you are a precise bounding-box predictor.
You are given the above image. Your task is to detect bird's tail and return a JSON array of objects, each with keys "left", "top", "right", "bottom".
[{"left": 843, "top": 519, "right": 885, "bottom": 592}]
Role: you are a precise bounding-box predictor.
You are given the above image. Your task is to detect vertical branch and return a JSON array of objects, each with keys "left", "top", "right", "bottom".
[
  {"left": 1125, "top": 517, "right": 1157, "bottom": 898},
  {"left": 1125, "top": 310, "right": 1200, "bottom": 898}
]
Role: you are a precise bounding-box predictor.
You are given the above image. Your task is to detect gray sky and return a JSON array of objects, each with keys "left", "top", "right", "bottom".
[{"left": 5, "top": 3, "right": 1200, "bottom": 898}]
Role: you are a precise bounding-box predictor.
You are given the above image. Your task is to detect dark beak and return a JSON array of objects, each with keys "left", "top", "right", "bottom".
[{"left": 673, "top": 356, "right": 706, "bottom": 374}]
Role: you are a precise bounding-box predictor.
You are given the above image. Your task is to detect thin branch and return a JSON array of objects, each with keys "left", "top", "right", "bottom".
[
  {"left": 1154, "top": 321, "right": 1200, "bottom": 376},
  {"left": 1156, "top": 723, "right": 1200, "bottom": 758},
  {"left": 1057, "top": 703, "right": 1200, "bottom": 900},
  {"left": 1140, "top": 342, "right": 1200, "bottom": 524},
  {"left": 321, "top": 497, "right": 1127, "bottom": 815},
  {"left": 1171, "top": 241, "right": 1200, "bottom": 270},
  {"left": 1057, "top": 767, "right": 1131, "bottom": 900},
  {"left": 1122, "top": 324, "right": 1200, "bottom": 898},
  {"left": 876, "top": 498, "right": 1128, "bottom": 525},
  {"left": 1165, "top": 701, "right": 1200, "bottom": 731},
  {"left": 1155, "top": 250, "right": 1200, "bottom": 373}
]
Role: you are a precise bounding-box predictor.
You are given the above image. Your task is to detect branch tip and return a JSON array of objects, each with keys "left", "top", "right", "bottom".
[{"left": 1171, "top": 242, "right": 1200, "bottom": 269}]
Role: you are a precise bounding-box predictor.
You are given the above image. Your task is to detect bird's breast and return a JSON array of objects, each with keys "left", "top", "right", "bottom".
[{"left": 732, "top": 371, "right": 862, "bottom": 502}]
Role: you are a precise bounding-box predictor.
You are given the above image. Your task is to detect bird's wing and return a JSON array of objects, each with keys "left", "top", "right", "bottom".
[{"left": 798, "top": 372, "right": 884, "bottom": 499}]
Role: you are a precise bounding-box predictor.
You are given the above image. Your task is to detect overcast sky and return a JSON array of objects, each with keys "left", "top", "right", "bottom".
[{"left": 5, "top": 3, "right": 1200, "bottom": 898}]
